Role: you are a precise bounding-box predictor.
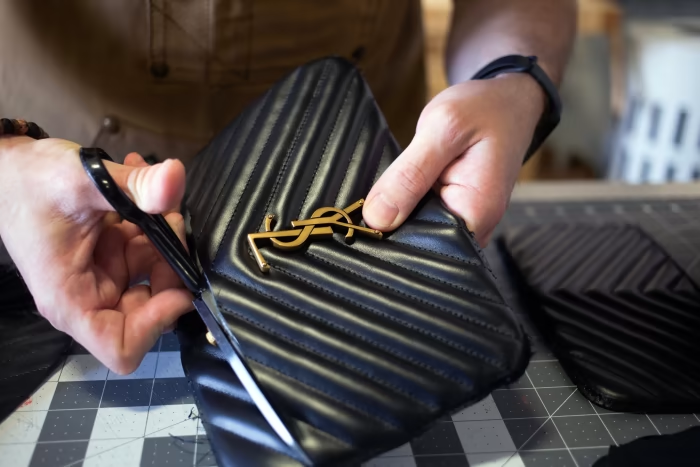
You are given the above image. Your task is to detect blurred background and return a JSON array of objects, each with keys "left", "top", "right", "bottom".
[{"left": 422, "top": 0, "right": 700, "bottom": 185}]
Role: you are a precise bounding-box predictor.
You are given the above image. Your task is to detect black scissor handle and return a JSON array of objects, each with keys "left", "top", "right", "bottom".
[{"left": 79, "top": 148, "right": 201, "bottom": 293}]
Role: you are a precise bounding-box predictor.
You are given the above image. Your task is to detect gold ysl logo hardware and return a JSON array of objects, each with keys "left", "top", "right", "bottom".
[{"left": 247, "top": 199, "right": 382, "bottom": 272}]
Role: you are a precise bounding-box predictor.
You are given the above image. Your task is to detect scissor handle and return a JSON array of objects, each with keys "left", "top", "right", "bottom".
[{"left": 79, "top": 148, "right": 201, "bottom": 293}]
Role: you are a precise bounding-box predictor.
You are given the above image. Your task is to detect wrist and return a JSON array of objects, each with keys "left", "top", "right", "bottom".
[
  {"left": 0, "top": 136, "right": 30, "bottom": 206},
  {"left": 470, "top": 55, "right": 562, "bottom": 163},
  {"left": 495, "top": 72, "right": 547, "bottom": 123},
  {"left": 0, "top": 138, "right": 15, "bottom": 235},
  {"left": 0, "top": 137, "right": 15, "bottom": 190}
]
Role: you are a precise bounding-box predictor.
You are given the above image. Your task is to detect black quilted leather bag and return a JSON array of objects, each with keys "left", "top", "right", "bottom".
[
  {"left": 177, "top": 57, "right": 530, "bottom": 467},
  {"left": 499, "top": 222, "right": 700, "bottom": 413},
  {"left": 0, "top": 265, "right": 72, "bottom": 422}
]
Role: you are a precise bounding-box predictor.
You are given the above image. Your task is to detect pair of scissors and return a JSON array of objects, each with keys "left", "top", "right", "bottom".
[{"left": 79, "top": 147, "right": 311, "bottom": 466}]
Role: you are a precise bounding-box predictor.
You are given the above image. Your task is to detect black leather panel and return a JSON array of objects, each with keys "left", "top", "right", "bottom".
[
  {"left": 499, "top": 223, "right": 700, "bottom": 413},
  {"left": 178, "top": 57, "right": 529, "bottom": 466},
  {"left": 0, "top": 265, "right": 72, "bottom": 422}
]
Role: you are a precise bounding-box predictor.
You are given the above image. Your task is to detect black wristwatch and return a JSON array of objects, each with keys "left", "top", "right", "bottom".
[{"left": 471, "top": 55, "right": 562, "bottom": 163}]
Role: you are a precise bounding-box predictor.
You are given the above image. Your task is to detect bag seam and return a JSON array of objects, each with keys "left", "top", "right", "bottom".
[
  {"left": 306, "top": 247, "right": 515, "bottom": 338},
  {"left": 191, "top": 359, "right": 359, "bottom": 449},
  {"left": 262, "top": 61, "right": 331, "bottom": 226},
  {"left": 220, "top": 303, "right": 440, "bottom": 410},
  {"left": 271, "top": 263, "right": 506, "bottom": 370},
  {"left": 298, "top": 67, "right": 354, "bottom": 219},
  {"left": 407, "top": 217, "right": 496, "bottom": 278},
  {"left": 212, "top": 89, "right": 274, "bottom": 262},
  {"left": 214, "top": 268, "right": 470, "bottom": 388},
  {"left": 240, "top": 353, "right": 402, "bottom": 430},
  {"left": 0, "top": 365, "right": 50, "bottom": 382},
  {"left": 333, "top": 78, "right": 370, "bottom": 208},
  {"left": 385, "top": 236, "right": 480, "bottom": 265},
  {"left": 367, "top": 132, "right": 388, "bottom": 189},
  {"left": 325, "top": 238, "right": 511, "bottom": 312},
  {"left": 191, "top": 115, "right": 245, "bottom": 240}
]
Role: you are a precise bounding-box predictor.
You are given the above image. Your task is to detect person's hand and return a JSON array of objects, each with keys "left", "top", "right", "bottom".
[
  {"left": 363, "top": 73, "right": 546, "bottom": 246},
  {"left": 0, "top": 136, "right": 194, "bottom": 374}
]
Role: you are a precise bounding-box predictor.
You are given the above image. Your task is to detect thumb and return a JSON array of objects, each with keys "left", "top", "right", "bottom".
[
  {"left": 438, "top": 139, "right": 518, "bottom": 247},
  {"left": 89, "top": 157, "right": 187, "bottom": 214},
  {"left": 363, "top": 123, "right": 461, "bottom": 231}
]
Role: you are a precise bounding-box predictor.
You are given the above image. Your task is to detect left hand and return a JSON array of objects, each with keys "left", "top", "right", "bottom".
[
  {"left": 363, "top": 73, "right": 546, "bottom": 246},
  {"left": 0, "top": 137, "right": 193, "bottom": 374}
]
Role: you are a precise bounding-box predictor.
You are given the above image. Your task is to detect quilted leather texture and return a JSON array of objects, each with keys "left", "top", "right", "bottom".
[
  {"left": 500, "top": 223, "right": 700, "bottom": 413},
  {"left": 177, "top": 57, "right": 529, "bottom": 466},
  {"left": 0, "top": 265, "right": 72, "bottom": 422}
]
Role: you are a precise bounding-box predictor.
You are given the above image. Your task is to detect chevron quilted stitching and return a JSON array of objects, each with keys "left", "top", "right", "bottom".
[
  {"left": 264, "top": 62, "right": 332, "bottom": 226},
  {"left": 305, "top": 249, "right": 515, "bottom": 338},
  {"left": 502, "top": 221, "right": 700, "bottom": 413},
  {"left": 297, "top": 70, "right": 354, "bottom": 221},
  {"left": 190, "top": 90, "right": 270, "bottom": 241},
  {"left": 212, "top": 266, "right": 475, "bottom": 388},
  {"left": 326, "top": 239, "right": 506, "bottom": 308},
  {"left": 220, "top": 303, "right": 439, "bottom": 408},
  {"left": 270, "top": 262, "right": 506, "bottom": 370},
  {"left": 211, "top": 89, "right": 284, "bottom": 262}
]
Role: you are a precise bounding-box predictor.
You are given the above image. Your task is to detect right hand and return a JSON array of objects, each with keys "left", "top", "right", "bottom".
[{"left": 0, "top": 136, "right": 194, "bottom": 374}]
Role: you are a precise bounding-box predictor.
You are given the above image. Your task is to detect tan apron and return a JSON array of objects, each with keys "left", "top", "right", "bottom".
[{"left": 0, "top": 0, "right": 427, "bottom": 164}]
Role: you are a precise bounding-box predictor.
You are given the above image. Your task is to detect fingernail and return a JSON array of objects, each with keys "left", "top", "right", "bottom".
[{"left": 365, "top": 193, "right": 399, "bottom": 230}]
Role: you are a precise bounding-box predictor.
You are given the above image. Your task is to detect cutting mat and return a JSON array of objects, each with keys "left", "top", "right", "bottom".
[{"left": 1, "top": 197, "right": 699, "bottom": 467}]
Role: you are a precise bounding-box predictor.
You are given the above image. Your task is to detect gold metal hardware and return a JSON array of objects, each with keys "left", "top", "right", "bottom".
[
  {"left": 205, "top": 331, "right": 216, "bottom": 346},
  {"left": 247, "top": 199, "right": 382, "bottom": 272}
]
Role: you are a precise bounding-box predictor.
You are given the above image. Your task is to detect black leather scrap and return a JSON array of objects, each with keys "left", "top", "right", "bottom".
[
  {"left": 499, "top": 222, "right": 700, "bottom": 413},
  {"left": 176, "top": 56, "right": 530, "bottom": 467},
  {"left": 593, "top": 426, "right": 700, "bottom": 467}
]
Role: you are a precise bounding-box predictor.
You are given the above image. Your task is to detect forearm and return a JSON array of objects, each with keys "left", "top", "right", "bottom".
[{"left": 446, "top": 0, "right": 577, "bottom": 86}]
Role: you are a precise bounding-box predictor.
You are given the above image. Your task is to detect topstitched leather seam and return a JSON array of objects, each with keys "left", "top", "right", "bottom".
[
  {"left": 212, "top": 88, "right": 274, "bottom": 262},
  {"left": 416, "top": 216, "right": 496, "bottom": 278},
  {"left": 198, "top": 370, "right": 388, "bottom": 450},
  {"left": 220, "top": 303, "right": 439, "bottom": 410},
  {"left": 333, "top": 90, "right": 371, "bottom": 208},
  {"left": 262, "top": 62, "right": 331, "bottom": 226},
  {"left": 241, "top": 349, "right": 403, "bottom": 430},
  {"left": 306, "top": 248, "right": 516, "bottom": 339},
  {"left": 270, "top": 263, "right": 506, "bottom": 370},
  {"left": 328, "top": 239, "right": 511, "bottom": 310},
  {"left": 385, "top": 237, "right": 481, "bottom": 267},
  {"left": 297, "top": 69, "right": 354, "bottom": 220},
  {"left": 0, "top": 364, "right": 49, "bottom": 382},
  {"left": 366, "top": 131, "right": 389, "bottom": 195},
  {"left": 191, "top": 115, "right": 245, "bottom": 239},
  {"left": 385, "top": 236, "right": 501, "bottom": 290},
  {"left": 215, "top": 268, "right": 470, "bottom": 387}
]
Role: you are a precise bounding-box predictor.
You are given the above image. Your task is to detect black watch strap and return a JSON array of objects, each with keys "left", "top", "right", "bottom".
[{"left": 471, "top": 55, "right": 561, "bottom": 163}]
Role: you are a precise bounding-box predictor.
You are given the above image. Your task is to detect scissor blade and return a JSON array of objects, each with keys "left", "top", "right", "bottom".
[{"left": 192, "top": 288, "right": 311, "bottom": 466}]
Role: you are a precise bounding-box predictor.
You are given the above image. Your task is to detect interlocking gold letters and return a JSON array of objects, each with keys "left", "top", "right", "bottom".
[{"left": 247, "top": 199, "right": 382, "bottom": 272}]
